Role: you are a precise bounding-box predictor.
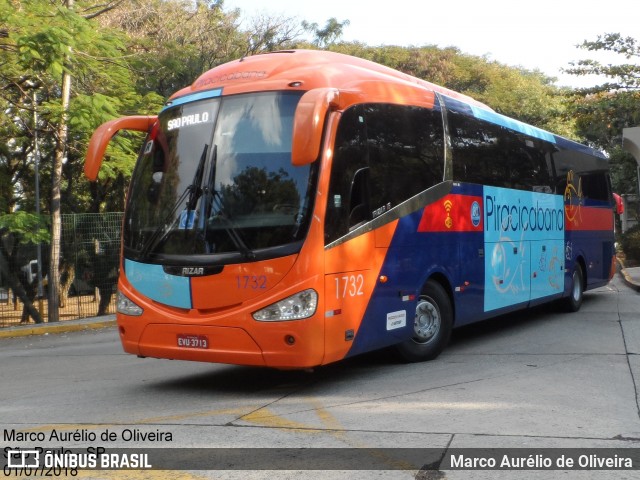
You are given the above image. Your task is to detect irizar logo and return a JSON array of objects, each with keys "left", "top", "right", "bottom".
[{"left": 182, "top": 267, "right": 205, "bottom": 276}]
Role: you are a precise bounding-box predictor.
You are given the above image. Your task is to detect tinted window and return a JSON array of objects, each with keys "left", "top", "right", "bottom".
[
  {"left": 325, "top": 103, "right": 445, "bottom": 245},
  {"left": 325, "top": 106, "right": 369, "bottom": 244},
  {"left": 579, "top": 172, "right": 610, "bottom": 202},
  {"left": 365, "top": 104, "right": 444, "bottom": 212},
  {"left": 447, "top": 108, "right": 554, "bottom": 192},
  {"left": 123, "top": 91, "right": 316, "bottom": 261},
  {"left": 552, "top": 146, "right": 611, "bottom": 202}
]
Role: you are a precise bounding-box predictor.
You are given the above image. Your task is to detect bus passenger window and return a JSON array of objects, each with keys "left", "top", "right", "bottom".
[
  {"left": 551, "top": 146, "right": 612, "bottom": 203},
  {"left": 365, "top": 104, "right": 444, "bottom": 211},
  {"left": 579, "top": 172, "right": 611, "bottom": 202},
  {"left": 448, "top": 107, "right": 554, "bottom": 192}
]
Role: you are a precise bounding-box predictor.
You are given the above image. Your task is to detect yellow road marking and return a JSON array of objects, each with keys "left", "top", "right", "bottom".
[
  {"left": 241, "top": 407, "right": 315, "bottom": 431},
  {"left": 75, "top": 470, "right": 211, "bottom": 480}
]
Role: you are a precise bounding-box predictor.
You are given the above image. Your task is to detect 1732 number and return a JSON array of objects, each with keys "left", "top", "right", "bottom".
[{"left": 335, "top": 274, "right": 364, "bottom": 298}]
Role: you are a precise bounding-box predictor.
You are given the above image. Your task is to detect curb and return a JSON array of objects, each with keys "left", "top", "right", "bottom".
[
  {"left": 617, "top": 258, "right": 640, "bottom": 292},
  {"left": 0, "top": 316, "right": 116, "bottom": 339},
  {"left": 620, "top": 269, "right": 640, "bottom": 292}
]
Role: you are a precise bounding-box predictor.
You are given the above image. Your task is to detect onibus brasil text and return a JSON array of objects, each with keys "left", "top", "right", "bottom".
[{"left": 5, "top": 447, "right": 151, "bottom": 469}]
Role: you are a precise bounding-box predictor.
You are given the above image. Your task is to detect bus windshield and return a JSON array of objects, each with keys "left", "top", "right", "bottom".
[{"left": 123, "top": 91, "right": 315, "bottom": 263}]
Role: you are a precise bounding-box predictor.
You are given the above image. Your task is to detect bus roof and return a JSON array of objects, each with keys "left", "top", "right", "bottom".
[
  {"left": 169, "top": 49, "right": 492, "bottom": 110},
  {"left": 167, "top": 49, "right": 606, "bottom": 161}
]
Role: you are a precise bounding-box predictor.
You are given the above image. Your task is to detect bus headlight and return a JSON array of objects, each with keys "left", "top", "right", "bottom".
[
  {"left": 252, "top": 289, "right": 318, "bottom": 321},
  {"left": 117, "top": 290, "right": 143, "bottom": 316}
]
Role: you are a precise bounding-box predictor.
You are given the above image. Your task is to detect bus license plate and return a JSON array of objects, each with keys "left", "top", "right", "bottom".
[{"left": 177, "top": 334, "right": 209, "bottom": 349}]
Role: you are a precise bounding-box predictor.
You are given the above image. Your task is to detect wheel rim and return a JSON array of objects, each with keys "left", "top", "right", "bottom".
[
  {"left": 572, "top": 270, "right": 582, "bottom": 302},
  {"left": 413, "top": 297, "right": 440, "bottom": 344}
]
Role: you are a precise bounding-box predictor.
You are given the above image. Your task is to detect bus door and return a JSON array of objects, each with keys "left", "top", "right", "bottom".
[
  {"left": 321, "top": 106, "right": 380, "bottom": 364},
  {"left": 321, "top": 101, "right": 449, "bottom": 362}
]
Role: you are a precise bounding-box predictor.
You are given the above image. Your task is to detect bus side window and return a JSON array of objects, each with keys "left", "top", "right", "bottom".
[
  {"left": 448, "top": 108, "right": 554, "bottom": 192},
  {"left": 579, "top": 172, "right": 611, "bottom": 202},
  {"left": 325, "top": 102, "right": 445, "bottom": 245},
  {"left": 552, "top": 146, "right": 612, "bottom": 204},
  {"left": 325, "top": 106, "right": 368, "bottom": 244},
  {"left": 365, "top": 103, "right": 444, "bottom": 211},
  {"left": 448, "top": 109, "right": 497, "bottom": 187}
]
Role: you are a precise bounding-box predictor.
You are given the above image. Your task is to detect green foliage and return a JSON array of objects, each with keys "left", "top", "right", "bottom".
[
  {"left": 570, "top": 90, "right": 640, "bottom": 194},
  {"left": 0, "top": 0, "right": 166, "bottom": 215},
  {"left": 0, "top": 211, "right": 50, "bottom": 245},
  {"left": 98, "top": 0, "right": 251, "bottom": 98},
  {"left": 621, "top": 224, "right": 640, "bottom": 264},
  {"left": 302, "top": 18, "right": 350, "bottom": 48},
  {"left": 565, "top": 33, "right": 640, "bottom": 195},
  {"left": 3, "top": 0, "right": 625, "bottom": 218},
  {"left": 329, "top": 43, "right": 569, "bottom": 135},
  {"left": 2, "top": 0, "right": 608, "bottom": 320},
  {"left": 565, "top": 33, "right": 640, "bottom": 93}
]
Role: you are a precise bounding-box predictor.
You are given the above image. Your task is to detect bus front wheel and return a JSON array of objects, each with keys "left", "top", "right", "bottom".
[{"left": 396, "top": 280, "right": 452, "bottom": 362}]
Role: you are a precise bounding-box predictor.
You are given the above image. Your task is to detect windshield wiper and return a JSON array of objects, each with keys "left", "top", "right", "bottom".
[
  {"left": 186, "top": 144, "right": 208, "bottom": 211},
  {"left": 207, "top": 195, "right": 256, "bottom": 260},
  {"left": 139, "top": 144, "right": 209, "bottom": 259},
  {"left": 201, "top": 145, "right": 256, "bottom": 260}
]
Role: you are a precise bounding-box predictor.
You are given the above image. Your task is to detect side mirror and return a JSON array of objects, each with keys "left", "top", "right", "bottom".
[
  {"left": 291, "top": 88, "right": 340, "bottom": 166},
  {"left": 84, "top": 115, "right": 157, "bottom": 181},
  {"left": 613, "top": 193, "right": 624, "bottom": 215}
]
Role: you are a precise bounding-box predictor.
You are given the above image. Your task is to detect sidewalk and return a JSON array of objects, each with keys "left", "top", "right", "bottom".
[
  {"left": 0, "top": 314, "right": 116, "bottom": 339},
  {"left": 620, "top": 265, "right": 640, "bottom": 292}
]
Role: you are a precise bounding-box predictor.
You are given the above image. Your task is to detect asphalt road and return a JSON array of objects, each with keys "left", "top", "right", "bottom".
[{"left": 2, "top": 274, "right": 640, "bottom": 479}]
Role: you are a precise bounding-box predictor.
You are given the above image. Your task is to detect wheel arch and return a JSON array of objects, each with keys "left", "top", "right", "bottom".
[
  {"left": 577, "top": 255, "right": 587, "bottom": 286},
  {"left": 572, "top": 254, "right": 587, "bottom": 293},
  {"left": 424, "top": 271, "right": 456, "bottom": 326}
]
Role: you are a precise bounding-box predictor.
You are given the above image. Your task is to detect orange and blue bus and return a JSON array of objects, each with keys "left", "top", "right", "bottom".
[{"left": 84, "top": 50, "right": 615, "bottom": 368}]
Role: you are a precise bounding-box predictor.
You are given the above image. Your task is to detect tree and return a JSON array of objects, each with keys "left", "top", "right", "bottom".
[
  {"left": 0, "top": 212, "right": 50, "bottom": 324},
  {"left": 329, "top": 43, "right": 570, "bottom": 135},
  {"left": 243, "top": 13, "right": 304, "bottom": 55},
  {"left": 99, "top": 0, "right": 245, "bottom": 98},
  {"left": 1, "top": 0, "right": 152, "bottom": 321},
  {"left": 565, "top": 33, "right": 640, "bottom": 195},
  {"left": 302, "top": 17, "right": 350, "bottom": 48},
  {"left": 565, "top": 33, "right": 640, "bottom": 92}
]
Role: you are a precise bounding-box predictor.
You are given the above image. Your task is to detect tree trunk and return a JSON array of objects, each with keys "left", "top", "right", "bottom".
[
  {"left": 58, "top": 262, "right": 75, "bottom": 309},
  {"left": 48, "top": 0, "right": 74, "bottom": 322}
]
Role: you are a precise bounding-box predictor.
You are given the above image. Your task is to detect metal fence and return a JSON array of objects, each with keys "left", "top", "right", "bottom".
[{"left": 0, "top": 213, "right": 123, "bottom": 327}]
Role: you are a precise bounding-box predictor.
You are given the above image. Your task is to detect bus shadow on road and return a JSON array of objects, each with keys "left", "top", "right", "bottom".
[
  {"left": 140, "top": 347, "right": 403, "bottom": 395},
  {"left": 140, "top": 294, "right": 598, "bottom": 394},
  {"left": 448, "top": 293, "right": 597, "bottom": 349}
]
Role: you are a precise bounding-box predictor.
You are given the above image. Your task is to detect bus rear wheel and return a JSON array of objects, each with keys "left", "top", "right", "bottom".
[
  {"left": 562, "top": 263, "right": 584, "bottom": 312},
  {"left": 396, "top": 280, "right": 452, "bottom": 362}
]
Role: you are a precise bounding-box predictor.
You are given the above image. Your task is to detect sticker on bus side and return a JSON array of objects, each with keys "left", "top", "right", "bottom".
[
  {"left": 386, "top": 310, "right": 407, "bottom": 330},
  {"left": 483, "top": 187, "right": 564, "bottom": 243},
  {"left": 483, "top": 186, "right": 565, "bottom": 312}
]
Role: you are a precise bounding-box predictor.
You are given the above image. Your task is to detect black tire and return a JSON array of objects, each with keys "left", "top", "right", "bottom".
[
  {"left": 562, "top": 263, "right": 584, "bottom": 312},
  {"left": 396, "top": 280, "right": 453, "bottom": 362}
]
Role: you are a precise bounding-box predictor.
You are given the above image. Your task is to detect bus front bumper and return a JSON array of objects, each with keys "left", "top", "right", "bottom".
[{"left": 117, "top": 315, "right": 324, "bottom": 369}]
